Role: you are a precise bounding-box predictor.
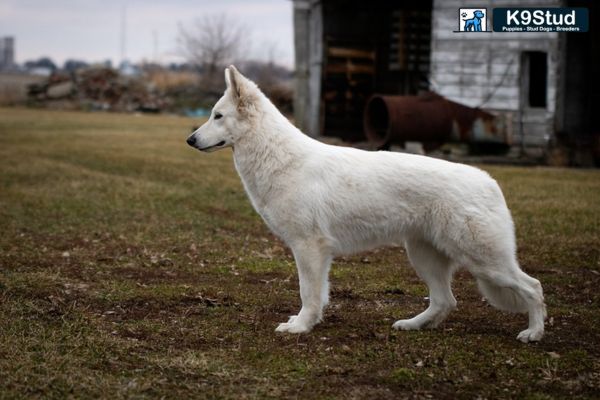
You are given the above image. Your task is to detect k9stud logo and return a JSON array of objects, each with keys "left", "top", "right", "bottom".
[{"left": 492, "top": 8, "right": 589, "bottom": 32}]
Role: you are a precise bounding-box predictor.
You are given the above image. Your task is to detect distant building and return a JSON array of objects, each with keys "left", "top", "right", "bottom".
[
  {"left": 0, "top": 37, "right": 15, "bottom": 70},
  {"left": 27, "top": 67, "right": 53, "bottom": 77},
  {"left": 119, "top": 60, "right": 140, "bottom": 77}
]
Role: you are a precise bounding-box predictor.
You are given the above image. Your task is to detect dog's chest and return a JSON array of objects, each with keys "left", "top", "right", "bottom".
[
  {"left": 234, "top": 157, "right": 278, "bottom": 211},
  {"left": 238, "top": 179, "right": 290, "bottom": 238},
  {"left": 234, "top": 161, "right": 298, "bottom": 239}
]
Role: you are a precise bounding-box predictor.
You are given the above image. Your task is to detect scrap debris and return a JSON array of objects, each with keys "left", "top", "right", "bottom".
[{"left": 27, "top": 67, "right": 169, "bottom": 112}]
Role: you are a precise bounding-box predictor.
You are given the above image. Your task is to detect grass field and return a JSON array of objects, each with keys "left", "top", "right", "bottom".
[{"left": 1, "top": 107, "right": 599, "bottom": 399}]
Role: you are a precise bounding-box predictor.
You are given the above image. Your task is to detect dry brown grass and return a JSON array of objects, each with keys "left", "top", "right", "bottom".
[{"left": 146, "top": 70, "right": 200, "bottom": 92}]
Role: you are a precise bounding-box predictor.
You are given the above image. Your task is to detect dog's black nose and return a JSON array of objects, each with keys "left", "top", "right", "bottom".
[{"left": 186, "top": 136, "right": 196, "bottom": 146}]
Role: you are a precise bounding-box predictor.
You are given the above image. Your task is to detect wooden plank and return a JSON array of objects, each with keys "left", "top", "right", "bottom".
[
  {"left": 328, "top": 47, "right": 375, "bottom": 60},
  {"left": 432, "top": 62, "right": 488, "bottom": 75},
  {"left": 326, "top": 63, "right": 375, "bottom": 75},
  {"left": 484, "top": 98, "right": 519, "bottom": 110},
  {"left": 307, "top": 1, "right": 323, "bottom": 137},
  {"left": 434, "top": 72, "right": 520, "bottom": 87},
  {"left": 292, "top": 4, "right": 309, "bottom": 133}
]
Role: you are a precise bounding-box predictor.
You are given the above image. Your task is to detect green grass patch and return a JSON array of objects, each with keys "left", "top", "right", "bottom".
[{"left": 1, "top": 107, "right": 600, "bottom": 398}]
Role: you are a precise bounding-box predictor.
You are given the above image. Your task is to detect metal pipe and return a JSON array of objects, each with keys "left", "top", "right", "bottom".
[{"left": 363, "top": 92, "right": 509, "bottom": 148}]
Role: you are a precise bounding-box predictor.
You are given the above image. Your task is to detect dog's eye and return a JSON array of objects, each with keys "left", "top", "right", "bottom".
[{"left": 214, "top": 112, "right": 223, "bottom": 120}]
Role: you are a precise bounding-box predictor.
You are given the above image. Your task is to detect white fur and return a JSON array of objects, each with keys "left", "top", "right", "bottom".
[{"left": 187, "top": 66, "right": 547, "bottom": 342}]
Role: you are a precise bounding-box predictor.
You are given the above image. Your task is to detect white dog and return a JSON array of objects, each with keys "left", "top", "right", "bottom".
[{"left": 186, "top": 66, "right": 546, "bottom": 342}]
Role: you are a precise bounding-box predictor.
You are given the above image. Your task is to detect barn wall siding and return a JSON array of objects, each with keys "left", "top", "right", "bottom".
[{"left": 430, "top": 0, "right": 562, "bottom": 149}]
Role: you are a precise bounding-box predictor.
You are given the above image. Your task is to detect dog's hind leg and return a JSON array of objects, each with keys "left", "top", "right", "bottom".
[
  {"left": 469, "top": 257, "right": 546, "bottom": 343},
  {"left": 275, "top": 239, "right": 332, "bottom": 334},
  {"left": 393, "top": 238, "right": 457, "bottom": 331}
]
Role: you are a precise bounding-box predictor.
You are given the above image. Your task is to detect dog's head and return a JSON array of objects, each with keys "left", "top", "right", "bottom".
[
  {"left": 473, "top": 10, "right": 484, "bottom": 19},
  {"left": 186, "top": 65, "right": 259, "bottom": 152}
]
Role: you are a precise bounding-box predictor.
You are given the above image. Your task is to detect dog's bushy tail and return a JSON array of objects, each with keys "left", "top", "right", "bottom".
[{"left": 476, "top": 278, "right": 529, "bottom": 313}]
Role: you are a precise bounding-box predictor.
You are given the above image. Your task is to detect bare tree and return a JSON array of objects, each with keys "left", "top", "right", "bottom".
[{"left": 177, "top": 14, "right": 249, "bottom": 92}]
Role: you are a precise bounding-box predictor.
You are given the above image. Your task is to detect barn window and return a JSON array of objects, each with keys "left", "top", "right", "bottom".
[{"left": 525, "top": 51, "right": 547, "bottom": 108}]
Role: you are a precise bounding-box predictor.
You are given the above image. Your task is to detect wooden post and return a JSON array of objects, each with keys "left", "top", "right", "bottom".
[{"left": 293, "top": 0, "right": 323, "bottom": 137}]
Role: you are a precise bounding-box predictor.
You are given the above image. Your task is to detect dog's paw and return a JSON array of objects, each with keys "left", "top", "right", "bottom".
[
  {"left": 275, "top": 321, "right": 311, "bottom": 334},
  {"left": 517, "top": 328, "right": 544, "bottom": 343},
  {"left": 275, "top": 316, "right": 312, "bottom": 334},
  {"left": 392, "top": 319, "right": 423, "bottom": 331}
]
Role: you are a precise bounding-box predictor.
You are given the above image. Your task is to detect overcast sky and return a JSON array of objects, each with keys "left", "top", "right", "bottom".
[{"left": 0, "top": 0, "right": 294, "bottom": 67}]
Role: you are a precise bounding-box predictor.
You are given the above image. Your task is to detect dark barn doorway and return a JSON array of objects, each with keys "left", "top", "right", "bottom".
[{"left": 320, "top": 0, "right": 432, "bottom": 141}]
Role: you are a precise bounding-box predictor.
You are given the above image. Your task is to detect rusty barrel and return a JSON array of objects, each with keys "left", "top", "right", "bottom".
[{"left": 363, "top": 92, "right": 506, "bottom": 147}]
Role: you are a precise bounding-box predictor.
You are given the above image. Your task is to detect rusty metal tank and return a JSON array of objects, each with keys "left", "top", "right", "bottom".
[{"left": 363, "top": 92, "right": 509, "bottom": 148}]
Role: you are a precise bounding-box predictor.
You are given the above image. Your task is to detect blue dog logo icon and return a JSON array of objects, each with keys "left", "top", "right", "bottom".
[
  {"left": 456, "top": 8, "right": 488, "bottom": 32},
  {"left": 463, "top": 10, "right": 485, "bottom": 31}
]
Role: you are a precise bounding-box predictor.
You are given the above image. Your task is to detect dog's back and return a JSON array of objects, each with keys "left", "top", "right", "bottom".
[{"left": 259, "top": 141, "right": 509, "bottom": 257}]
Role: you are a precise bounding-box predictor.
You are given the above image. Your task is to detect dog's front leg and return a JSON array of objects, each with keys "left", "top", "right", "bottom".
[{"left": 276, "top": 240, "right": 332, "bottom": 334}]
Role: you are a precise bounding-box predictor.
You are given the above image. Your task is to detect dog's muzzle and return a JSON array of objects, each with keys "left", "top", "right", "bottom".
[{"left": 186, "top": 135, "right": 196, "bottom": 146}]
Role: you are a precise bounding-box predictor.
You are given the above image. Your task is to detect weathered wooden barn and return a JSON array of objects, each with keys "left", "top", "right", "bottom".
[{"left": 292, "top": 0, "right": 599, "bottom": 164}]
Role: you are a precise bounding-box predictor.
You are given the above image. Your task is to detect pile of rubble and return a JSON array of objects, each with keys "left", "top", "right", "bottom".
[{"left": 27, "top": 67, "right": 170, "bottom": 112}]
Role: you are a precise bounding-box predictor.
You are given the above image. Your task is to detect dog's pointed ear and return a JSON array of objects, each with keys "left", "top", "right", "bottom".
[
  {"left": 224, "top": 67, "right": 233, "bottom": 91},
  {"left": 225, "top": 65, "right": 243, "bottom": 101},
  {"left": 224, "top": 65, "right": 257, "bottom": 112}
]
